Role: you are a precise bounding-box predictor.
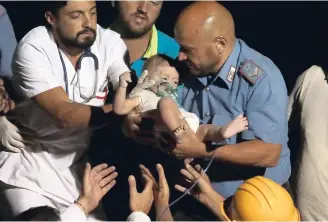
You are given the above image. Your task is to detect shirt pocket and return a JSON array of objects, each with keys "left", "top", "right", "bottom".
[{"left": 211, "top": 114, "right": 236, "bottom": 145}]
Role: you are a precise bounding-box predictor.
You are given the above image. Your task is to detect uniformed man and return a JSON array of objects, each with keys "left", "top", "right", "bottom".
[{"left": 123, "top": 1, "right": 291, "bottom": 219}]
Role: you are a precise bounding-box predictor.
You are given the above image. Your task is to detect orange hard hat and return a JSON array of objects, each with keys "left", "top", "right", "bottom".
[{"left": 220, "top": 176, "right": 300, "bottom": 221}]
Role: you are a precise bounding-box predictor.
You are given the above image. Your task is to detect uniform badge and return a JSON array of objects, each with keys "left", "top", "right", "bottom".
[
  {"left": 226, "top": 66, "right": 236, "bottom": 82},
  {"left": 240, "top": 60, "right": 264, "bottom": 84}
]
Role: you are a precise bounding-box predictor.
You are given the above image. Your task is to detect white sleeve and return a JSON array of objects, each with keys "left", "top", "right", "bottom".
[
  {"left": 11, "top": 42, "right": 61, "bottom": 99},
  {"left": 60, "top": 204, "right": 87, "bottom": 221},
  {"left": 107, "top": 37, "right": 130, "bottom": 90},
  {"left": 126, "top": 211, "right": 151, "bottom": 222}
]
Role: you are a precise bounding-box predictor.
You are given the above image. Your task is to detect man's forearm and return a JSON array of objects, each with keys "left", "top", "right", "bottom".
[
  {"left": 57, "top": 102, "right": 116, "bottom": 129},
  {"left": 204, "top": 140, "right": 281, "bottom": 167}
]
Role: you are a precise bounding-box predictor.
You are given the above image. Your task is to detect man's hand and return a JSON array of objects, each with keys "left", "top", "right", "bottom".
[
  {"left": 0, "top": 116, "right": 28, "bottom": 153},
  {"left": 121, "top": 111, "right": 157, "bottom": 146},
  {"left": 162, "top": 121, "right": 209, "bottom": 159},
  {"left": 175, "top": 159, "right": 215, "bottom": 206},
  {"left": 77, "top": 163, "right": 118, "bottom": 215},
  {"left": 128, "top": 173, "right": 154, "bottom": 215},
  {"left": 119, "top": 72, "right": 132, "bottom": 88},
  {"left": 0, "top": 79, "right": 15, "bottom": 114}
]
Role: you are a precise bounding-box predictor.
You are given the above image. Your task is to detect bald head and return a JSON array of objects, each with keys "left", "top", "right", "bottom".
[
  {"left": 176, "top": 1, "right": 235, "bottom": 42},
  {"left": 174, "top": 2, "right": 236, "bottom": 76}
]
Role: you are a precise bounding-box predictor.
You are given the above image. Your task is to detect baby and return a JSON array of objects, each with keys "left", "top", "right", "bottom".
[{"left": 113, "top": 54, "right": 248, "bottom": 146}]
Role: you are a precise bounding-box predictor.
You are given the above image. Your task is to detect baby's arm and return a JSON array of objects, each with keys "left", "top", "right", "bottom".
[{"left": 113, "top": 72, "right": 140, "bottom": 115}]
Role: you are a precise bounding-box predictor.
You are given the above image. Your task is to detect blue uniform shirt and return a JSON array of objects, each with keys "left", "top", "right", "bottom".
[
  {"left": 178, "top": 39, "right": 291, "bottom": 198},
  {"left": 130, "top": 25, "right": 180, "bottom": 77}
]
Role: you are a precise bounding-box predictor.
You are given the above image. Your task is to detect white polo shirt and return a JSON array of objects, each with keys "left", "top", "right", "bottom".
[
  {"left": 288, "top": 65, "right": 328, "bottom": 220},
  {"left": 0, "top": 25, "right": 129, "bottom": 210}
]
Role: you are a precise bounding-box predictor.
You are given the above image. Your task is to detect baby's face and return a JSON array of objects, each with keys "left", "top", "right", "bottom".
[{"left": 148, "top": 65, "right": 179, "bottom": 94}]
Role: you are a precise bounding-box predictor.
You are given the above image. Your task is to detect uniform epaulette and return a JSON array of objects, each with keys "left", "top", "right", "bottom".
[{"left": 240, "top": 60, "right": 264, "bottom": 84}]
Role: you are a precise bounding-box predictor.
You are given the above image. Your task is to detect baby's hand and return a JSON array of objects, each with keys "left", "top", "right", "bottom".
[{"left": 119, "top": 72, "right": 132, "bottom": 88}]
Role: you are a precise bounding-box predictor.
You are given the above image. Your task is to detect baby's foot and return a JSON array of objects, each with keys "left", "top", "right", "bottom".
[{"left": 221, "top": 114, "right": 248, "bottom": 139}]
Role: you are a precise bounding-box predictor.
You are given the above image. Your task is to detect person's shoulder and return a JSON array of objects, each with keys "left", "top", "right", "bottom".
[
  {"left": 157, "top": 29, "right": 180, "bottom": 58},
  {"left": 298, "top": 65, "right": 326, "bottom": 87},
  {"left": 238, "top": 38, "right": 284, "bottom": 87},
  {"left": 18, "top": 26, "right": 52, "bottom": 48}
]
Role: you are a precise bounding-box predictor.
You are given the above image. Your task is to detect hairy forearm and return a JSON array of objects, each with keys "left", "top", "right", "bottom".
[
  {"left": 209, "top": 140, "right": 281, "bottom": 167},
  {"left": 57, "top": 102, "right": 115, "bottom": 129}
]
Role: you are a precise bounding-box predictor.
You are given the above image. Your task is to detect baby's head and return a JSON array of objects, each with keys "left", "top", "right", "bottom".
[{"left": 142, "top": 54, "right": 180, "bottom": 94}]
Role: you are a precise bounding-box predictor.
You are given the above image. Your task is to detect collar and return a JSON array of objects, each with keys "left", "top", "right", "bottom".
[
  {"left": 197, "top": 40, "right": 240, "bottom": 89},
  {"left": 142, "top": 25, "right": 158, "bottom": 58}
]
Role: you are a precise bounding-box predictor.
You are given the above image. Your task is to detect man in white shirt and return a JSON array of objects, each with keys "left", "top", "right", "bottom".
[
  {"left": 288, "top": 65, "right": 328, "bottom": 220},
  {"left": 0, "top": 1, "right": 132, "bottom": 220}
]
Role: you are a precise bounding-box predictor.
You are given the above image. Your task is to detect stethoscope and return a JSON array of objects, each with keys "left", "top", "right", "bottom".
[{"left": 57, "top": 46, "right": 100, "bottom": 103}]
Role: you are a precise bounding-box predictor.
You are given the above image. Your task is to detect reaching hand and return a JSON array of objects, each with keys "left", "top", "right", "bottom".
[
  {"left": 139, "top": 164, "right": 170, "bottom": 206},
  {"left": 175, "top": 159, "right": 214, "bottom": 206},
  {"left": 128, "top": 173, "right": 154, "bottom": 215},
  {"left": 77, "top": 163, "right": 118, "bottom": 215},
  {"left": 119, "top": 72, "right": 132, "bottom": 88}
]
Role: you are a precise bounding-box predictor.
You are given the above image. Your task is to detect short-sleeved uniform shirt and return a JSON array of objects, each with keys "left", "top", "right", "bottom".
[
  {"left": 0, "top": 25, "right": 130, "bottom": 208},
  {"left": 288, "top": 65, "right": 328, "bottom": 221},
  {"left": 178, "top": 38, "right": 291, "bottom": 198}
]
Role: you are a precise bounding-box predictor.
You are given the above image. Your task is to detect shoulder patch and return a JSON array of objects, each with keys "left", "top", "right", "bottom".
[{"left": 239, "top": 60, "right": 264, "bottom": 84}]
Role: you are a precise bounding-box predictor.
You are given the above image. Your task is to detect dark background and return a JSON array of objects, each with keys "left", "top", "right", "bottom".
[{"left": 2, "top": 1, "right": 328, "bottom": 93}]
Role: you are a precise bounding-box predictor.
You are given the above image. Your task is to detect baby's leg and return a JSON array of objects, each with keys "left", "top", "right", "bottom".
[
  {"left": 157, "top": 96, "right": 186, "bottom": 140},
  {"left": 203, "top": 114, "right": 248, "bottom": 143}
]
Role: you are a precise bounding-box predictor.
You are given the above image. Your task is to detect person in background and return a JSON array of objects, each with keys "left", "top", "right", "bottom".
[
  {"left": 288, "top": 65, "right": 328, "bottom": 221},
  {"left": 122, "top": 1, "right": 291, "bottom": 219}
]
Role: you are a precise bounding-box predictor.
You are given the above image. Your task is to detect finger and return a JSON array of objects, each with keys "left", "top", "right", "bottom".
[
  {"left": 9, "top": 138, "right": 25, "bottom": 149},
  {"left": 97, "top": 166, "right": 116, "bottom": 179},
  {"left": 139, "top": 164, "right": 156, "bottom": 183},
  {"left": 180, "top": 168, "right": 194, "bottom": 181},
  {"left": 99, "top": 171, "right": 118, "bottom": 188},
  {"left": 6, "top": 144, "right": 21, "bottom": 153},
  {"left": 128, "top": 175, "right": 138, "bottom": 196},
  {"left": 156, "top": 164, "right": 168, "bottom": 189},
  {"left": 9, "top": 100, "right": 15, "bottom": 110},
  {"left": 0, "top": 102, "right": 5, "bottom": 112},
  {"left": 185, "top": 163, "right": 201, "bottom": 179},
  {"left": 83, "top": 163, "right": 92, "bottom": 186},
  {"left": 184, "top": 158, "right": 194, "bottom": 165},
  {"left": 194, "top": 164, "right": 203, "bottom": 173},
  {"left": 3, "top": 101, "right": 10, "bottom": 114},
  {"left": 138, "top": 70, "right": 149, "bottom": 83},
  {"left": 102, "top": 179, "right": 116, "bottom": 195},
  {"left": 141, "top": 173, "right": 154, "bottom": 192},
  {"left": 91, "top": 163, "right": 108, "bottom": 175},
  {"left": 174, "top": 184, "right": 187, "bottom": 193}
]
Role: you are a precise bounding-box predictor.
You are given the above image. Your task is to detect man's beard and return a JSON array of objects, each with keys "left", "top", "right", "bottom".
[{"left": 58, "top": 27, "right": 97, "bottom": 49}]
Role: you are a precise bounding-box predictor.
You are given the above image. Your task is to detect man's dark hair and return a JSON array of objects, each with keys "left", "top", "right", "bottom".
[
  {"left": 14, "top": 206, "right": 60, "bottom": 221},
  {"left": 43, "top": 1, "right": 67, "bottom": 29}
]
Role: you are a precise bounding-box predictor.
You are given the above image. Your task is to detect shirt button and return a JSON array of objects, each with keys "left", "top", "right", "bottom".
[
  {"left": 204, "top": 112, "right": 210, "bottom": 117},
  {"left": 204, "top": 87, "right": 210, "bottom": 91}
]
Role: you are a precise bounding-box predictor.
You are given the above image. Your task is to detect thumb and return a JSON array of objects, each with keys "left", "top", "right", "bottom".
[
  {"left": 138, "top": 70, "right": 149, "bottom": 83},
  {"left": 128, "top": 175, "right": 137, "bottom": 197},
  {"left": 83, "top": 163, "right": 91, "bottom": 191}
]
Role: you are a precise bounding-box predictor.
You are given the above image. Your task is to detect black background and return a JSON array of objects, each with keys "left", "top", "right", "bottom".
[{"left": 2, "top": 1, "right": 328, "bottom": 93}]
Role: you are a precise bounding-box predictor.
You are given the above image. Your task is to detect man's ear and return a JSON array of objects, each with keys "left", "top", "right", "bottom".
[
  {"left": 215, "top": 36, "right": 227, "bottom": 54},
  {"left": 45, "top": 11, "right": 56, "bottom": 27}
]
